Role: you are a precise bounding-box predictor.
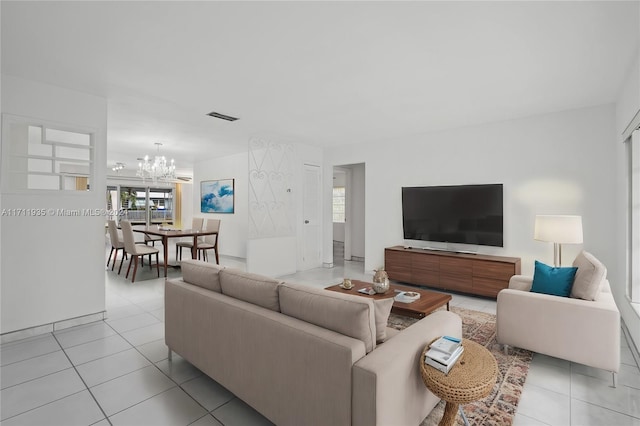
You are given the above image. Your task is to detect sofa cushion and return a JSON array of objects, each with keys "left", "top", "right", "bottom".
[
  {"left": 279, "top": 283, "right": 377, "bottom": 353},
  {"left": 181, "top": 260, "right": 224, "bottom": 292},
  {"left": 571, "top": 251, "right": 607, "bottom": 301},
  {"left": 373, "top": 298, "right": 395, "bottom": 343},
  {"left": 530, "top": 260, "right": 577, "bottom": 297},
  {"left": 219, "top": 268, "right": 282, "bottom": 312}
]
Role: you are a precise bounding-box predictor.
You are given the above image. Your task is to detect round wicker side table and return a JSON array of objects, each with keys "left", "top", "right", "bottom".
[{"left": 420, "top": 338, "right": 498, "bottom": 426}]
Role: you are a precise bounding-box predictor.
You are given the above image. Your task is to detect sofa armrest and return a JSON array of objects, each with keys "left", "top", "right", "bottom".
[
  {"left": 352, "top": 311, "right": 462, "bottom": 426},
  {"left": 496, "top": 288, "right": 620, "bottom": 372},
  {"left": 509, "top": 275, "right": 533, "bottom": 291}
]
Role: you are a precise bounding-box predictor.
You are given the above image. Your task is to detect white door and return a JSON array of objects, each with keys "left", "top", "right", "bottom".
[{"left": 302, "top": 164, "right": 321, "bottom": 269}]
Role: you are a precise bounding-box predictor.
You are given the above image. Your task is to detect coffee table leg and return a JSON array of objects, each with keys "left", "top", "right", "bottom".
[{"left": 439, "top": 401, "right": 459, "bottom": 426}]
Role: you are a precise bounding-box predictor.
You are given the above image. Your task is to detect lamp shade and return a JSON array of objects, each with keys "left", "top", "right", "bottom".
[{"left": 534, "top": 215, "right": 583, "bottom": 244}]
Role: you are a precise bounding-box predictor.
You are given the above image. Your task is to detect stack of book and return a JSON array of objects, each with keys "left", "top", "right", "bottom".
[{"left": 424, "top": 336, "right": 464, "bottom": 374}]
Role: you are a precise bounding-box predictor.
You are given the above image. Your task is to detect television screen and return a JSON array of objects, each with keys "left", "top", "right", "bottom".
[{"left": 402, "top": 184, "right": 503, "bottom": 247}]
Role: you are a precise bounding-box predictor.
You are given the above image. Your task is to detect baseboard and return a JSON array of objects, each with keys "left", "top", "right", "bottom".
[
  {"left": 1, "top": 311, "right": 106, "bottom": 344},
  {"left": 351, "top": 256, "right": 364, "bottom": 262}
]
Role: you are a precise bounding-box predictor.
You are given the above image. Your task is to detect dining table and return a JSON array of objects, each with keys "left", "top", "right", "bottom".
[{"left": 133, "top": 226, "right": 218, "bottom": 277}]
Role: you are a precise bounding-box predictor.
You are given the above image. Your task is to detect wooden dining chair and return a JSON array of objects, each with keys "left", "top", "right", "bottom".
[
  {"left": 107, "top": 220, "right": 127, "bottom": 274},
  {"left": 196, "top": 219, "right": 221, "bottom": 264},
  {"left": 120, "top": 220, "right": 160, "bottom": 283},
  {"left": 175, "top": 217, "right": 205, "bottom": 261}
]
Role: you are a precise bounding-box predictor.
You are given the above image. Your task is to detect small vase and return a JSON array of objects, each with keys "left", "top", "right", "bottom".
[{"left": 372, "top": 268, "right": 390, "bottom": 294}]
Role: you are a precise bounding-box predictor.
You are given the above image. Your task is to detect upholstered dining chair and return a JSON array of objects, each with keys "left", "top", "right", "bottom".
[
  {"left": 175, "top": 217, "right": 205, "bottom": 261},
  {"left": 120, "top": 220, "right": 160, "bottom": 283},
  {"left": 107, "top": 220, "right": 127, "bottom": 274},
  {"left": 196, "top": 219, "right": 221, "bottom": 264}
]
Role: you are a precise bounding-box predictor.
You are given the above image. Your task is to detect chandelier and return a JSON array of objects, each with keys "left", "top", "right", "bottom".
[{"left": 136, "top": 143, "right": 176, "bottom": 182}]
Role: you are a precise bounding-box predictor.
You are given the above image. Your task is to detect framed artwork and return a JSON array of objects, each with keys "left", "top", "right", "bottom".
[{"left": 201, "top": 179, "right": 235, "bottom": 213}]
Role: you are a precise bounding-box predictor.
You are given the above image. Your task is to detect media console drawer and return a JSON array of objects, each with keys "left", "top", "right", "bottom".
[{"left": 384, "top": 246, "right": 521, "bottom": 298}]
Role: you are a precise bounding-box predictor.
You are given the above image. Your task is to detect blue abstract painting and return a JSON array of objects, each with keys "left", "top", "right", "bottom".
[{"left": 201, "top": 179, "right": 235, "bottom": 213}]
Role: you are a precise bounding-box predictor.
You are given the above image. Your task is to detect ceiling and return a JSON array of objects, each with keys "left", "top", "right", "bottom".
[{"left": 2, "top": 1, "right": 639, "bottom": 177}]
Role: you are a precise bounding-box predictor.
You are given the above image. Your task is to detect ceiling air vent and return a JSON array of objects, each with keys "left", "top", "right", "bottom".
[{"left": 206, "top": 111, "right": 239, "bottom": 121}]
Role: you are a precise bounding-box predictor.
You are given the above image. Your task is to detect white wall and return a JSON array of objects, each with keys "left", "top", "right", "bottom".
[
  {"left": 1, "top": 75, "right": 107, "bottom": 333},
  {"left": 193, "top": 152, "right": 248, "bottom": 258},
  {"left": 324, "top": 105, "right": 618, "bottom": 286},
  {"left": 616, "top": 53, "right": 640, "bottom": 138},
  {"left": 193, "top": 142, "right": 322, "bottom": 275},
  {"left": 350, "top": 163, "right": 366, "bottom": 259},
  {"left": 180, "top": 182, "right": 193, "bottom": 230}
]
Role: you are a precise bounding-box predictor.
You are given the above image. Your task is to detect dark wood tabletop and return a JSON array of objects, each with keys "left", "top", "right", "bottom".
[{"left": 325, "top": 279, "right": 451, "bottom": 319}]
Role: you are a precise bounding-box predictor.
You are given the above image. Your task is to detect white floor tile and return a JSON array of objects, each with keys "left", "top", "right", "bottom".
[
  {"left": 120, "top": 322, "right": 165, "bottom": 346},
  {"left": 156, "top": 355, "right": 203, "bottom": 384},
  {"left": 75, "top": 348, "right": 151, "bottom": 387},
  {"left": 525, "top": 358, "right": 571, "bottom": 396},
  {"left": 189, "top": 414, "right": 224, "bottom": 426},
  {"left": 0, "top": 368, "right": 85, "bottom": 420},
  {"left": 106, "top": 312, "right": 161, "bottom": 333},
  {"left": 150, "top": 307, "right": 165, "bottom": 322},
  {"left": 571, "top": 373, "right": 640, "bottom": 418},
  {"left": 0, "top": 334, "right": 60, "bottom": 366},
  {"left": 516, "top": 383, "right": 571, "bottom": 425},
  {"left": 109, "top": 386, "right": 207, "bottom": 426},
  {"left": 65, "top": 334, "right": 133, "bottom": 366},
  {"left": 136, "top": 338, "right": 169, "bottom": 363},
  {"left": 571, "top": 398, "right": 640, "bottom": 426},
  {"left": 105, "top": 304, "right": 146, "bottom": 321},
  {"left": 531, "top": 353, "right": 571, "bottom": 370},
  {"left": 90, "top": 365, "right": 175, "bottom": 416},
  {"left": 181, "top": 375, "right": 234, "bottom": 412},
  {"left": 571, "top": 362, "right": 639, "bottom": 389},
  {"left": 211, "top": 398, "right": 274, "bottom": 426},
  {"left": 1, "top": 350, "right": 71, "bottom": 389},
  {"left": 513, "top": 412, "right": 552, "bottom": 425},
  {"left": 1, "top": 390, "right": 104, "bottom": 426},
  {"left": 54, "top": 321, "right": 117, "bottom": 349},
  {"left": 136, "top": 296, "right": 165, "bottom": 312}
]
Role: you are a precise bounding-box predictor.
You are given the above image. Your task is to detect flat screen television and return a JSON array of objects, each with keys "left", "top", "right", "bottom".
[{"left": 402, "top": 184, "right": 503, "bottom": 247}]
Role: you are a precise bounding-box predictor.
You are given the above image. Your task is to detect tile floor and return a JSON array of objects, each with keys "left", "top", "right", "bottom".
[{"left": 1, "top": 243, "right": 639, "bottom": 425}]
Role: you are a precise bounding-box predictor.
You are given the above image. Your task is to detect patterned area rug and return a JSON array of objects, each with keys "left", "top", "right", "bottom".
[{"left": 387, "top": 306, "right": 532, "bottom": 426}]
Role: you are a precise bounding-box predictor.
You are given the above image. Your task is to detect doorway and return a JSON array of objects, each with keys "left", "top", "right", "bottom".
[{"left": 332, "top": 163, "right": 365, "bottom": 265}]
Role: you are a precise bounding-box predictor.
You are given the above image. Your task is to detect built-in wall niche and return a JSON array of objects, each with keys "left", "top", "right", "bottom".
[{"left": 1, "top": 114, "right": 94, "bottom": 192}]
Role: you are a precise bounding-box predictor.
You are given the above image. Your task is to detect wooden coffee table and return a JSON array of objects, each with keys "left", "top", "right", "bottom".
[{"left": 325, "top": 280, "right": 451, "bottom": 319}]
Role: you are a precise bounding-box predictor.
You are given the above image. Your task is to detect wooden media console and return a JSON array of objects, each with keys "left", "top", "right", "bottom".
[{"left": 384, "top": 246, "right": 521, "bottom": 298}]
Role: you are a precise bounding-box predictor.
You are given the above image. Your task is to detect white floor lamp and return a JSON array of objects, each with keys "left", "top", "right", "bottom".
[{"left": 534, "top": 215, "right": 583, "bottom": 267}]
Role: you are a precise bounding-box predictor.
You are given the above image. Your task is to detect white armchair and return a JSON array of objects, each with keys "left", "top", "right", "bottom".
[{"left": 496, "top": 253, "right": 620, "bottom": 386}]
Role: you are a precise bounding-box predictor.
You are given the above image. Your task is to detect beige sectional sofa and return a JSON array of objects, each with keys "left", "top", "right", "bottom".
[{"left": 165, "top": 260, "right": 462, "bottom": 426}]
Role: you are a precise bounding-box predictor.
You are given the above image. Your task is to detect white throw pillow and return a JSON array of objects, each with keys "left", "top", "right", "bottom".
[{"left": 571, "top": 250, "right": 607, "bottom": 301}]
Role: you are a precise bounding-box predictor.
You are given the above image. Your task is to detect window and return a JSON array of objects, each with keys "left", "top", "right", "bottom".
[
  {"left": 333, "top": 186, "right": 345, "bottom": 223},
  {"left": 2, "top": 114, "right": 94, "bottom": 192}
]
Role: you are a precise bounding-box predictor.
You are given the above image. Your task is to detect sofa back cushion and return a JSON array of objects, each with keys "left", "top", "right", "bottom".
[
  {"left": 219, "top": 268, "right": 282, "bottom": 312},
  {"left": 571, "top": 250, "right": 607, "bottom": 301},
  {"left": 279, "top": 282, "right": 377, "bottom": 353},
  {"left": 181, "top": 260, "right": 224, "bottom": 292}
]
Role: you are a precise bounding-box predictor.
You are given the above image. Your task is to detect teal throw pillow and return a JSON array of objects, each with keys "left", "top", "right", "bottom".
[{"left": 530, "top": 260, "right": 578, "bottom": 297}]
